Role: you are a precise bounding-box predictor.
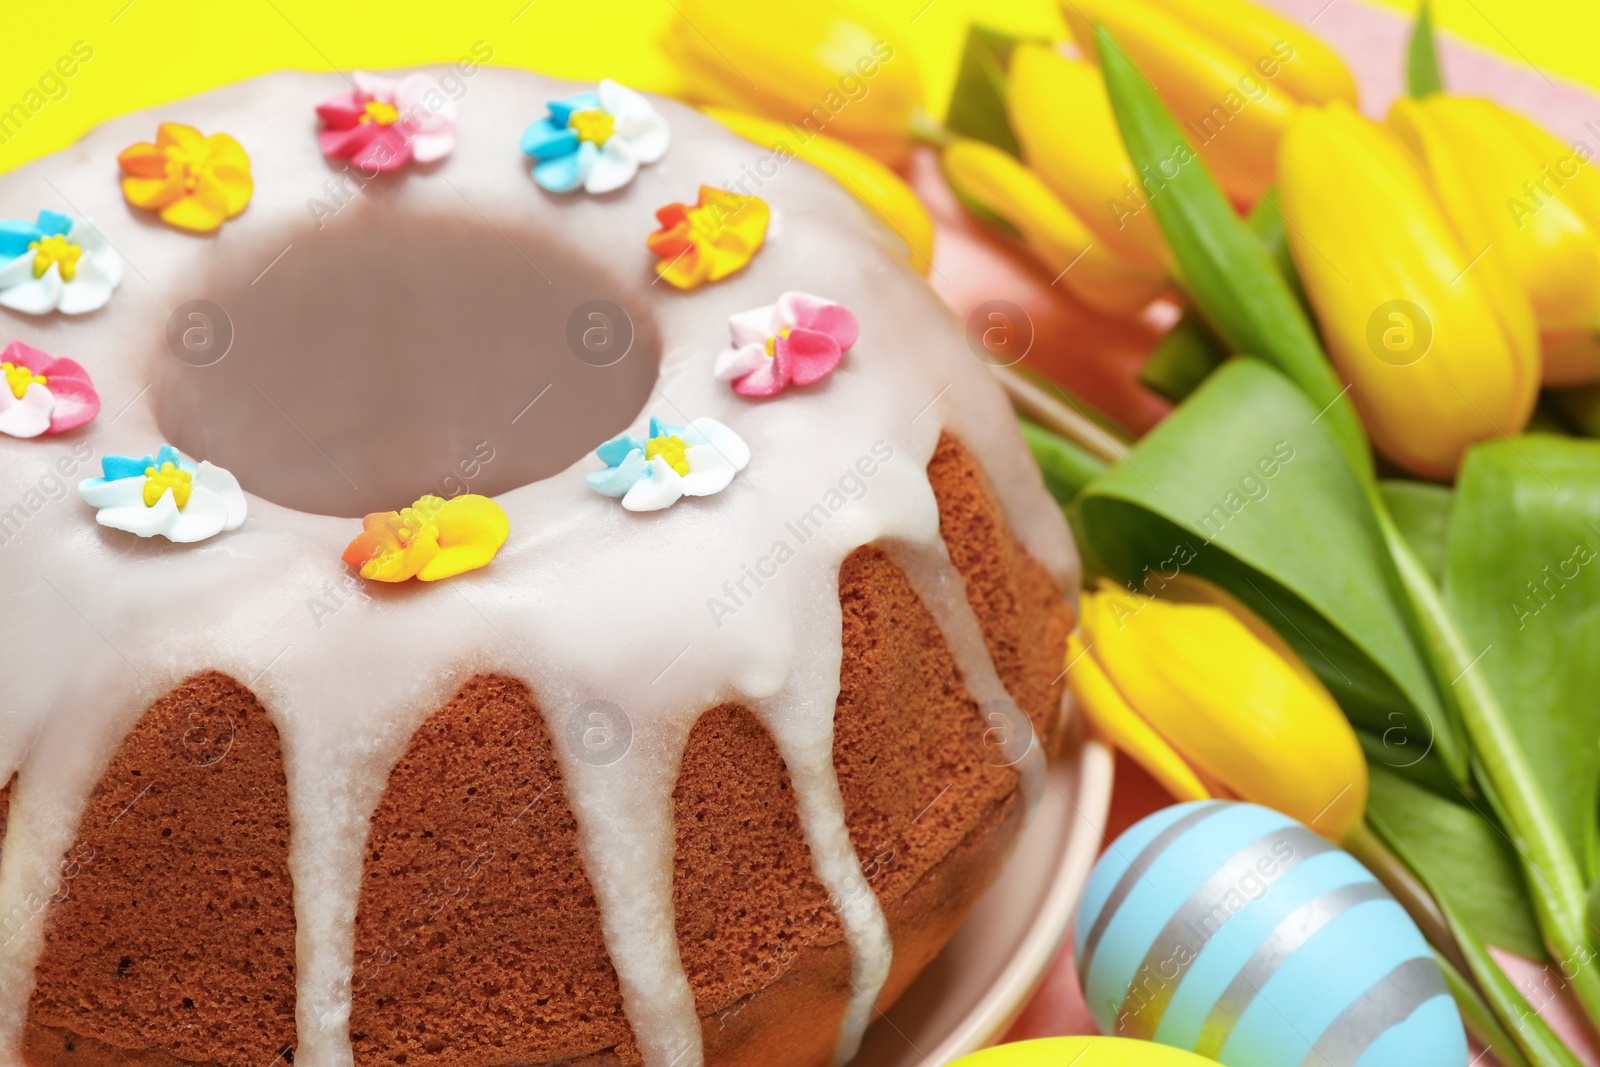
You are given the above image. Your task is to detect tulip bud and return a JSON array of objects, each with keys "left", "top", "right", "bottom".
[
  {"left": 704, "top": 106, "right": 934, "bottom": 274},
  {"left": 1143, "top": 0, "right": 1358, "bottom": 109},
  {"left": 1068, "top": 577, "right": 1367, "bottom": 840},
  {"left": 1279, "top": 102, "right": 1538, "bottom": 479},
  {"left": 1007, "top": 44, "right": 1169, "bottom": 273},
  {"left": 661, "top": 0, "right": 922, "bottom": 168},
  {"left": 1389, "top": 96, "right": 1600, "bottom": 385},
  {"left": 941, "top": 138, "right": 1167, "bottom": 316},
  {"left": 1059, "top": 0, "right": 1353, "bottom": 205}
]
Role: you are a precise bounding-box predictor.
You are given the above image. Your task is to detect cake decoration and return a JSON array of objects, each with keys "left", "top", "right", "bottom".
[
  {"left": 647, "top": 185, "right": 769, "bottom": 289},
  {"left": 521, "top": 79, "right": 670, "bottom": 194},
  {"left": 77, "top": 444, "right": 248, "bottom": 542},
  {"left": 316, "top": 71, "right": 458, "bottom": 173},
  {"left": 715, "top": 292, "right": 859, "bottom": 397},
  {"left": 118, "top": 123, "right": 254, "bottom": 233},
  {"left": 587, "top": 416, "right": 750, "bottom": 511},
  {"left": 0, "top": 341, "right": 99, "bottom": 437},
  {"left": 0, "top": 69, "right": 1080, "bottom": 1067},
  {"left": 341, "top": 493, "right": 510, "bottom": 582},
  {"left": 0, "top": 209, "right": 123, "bottom": 315}
]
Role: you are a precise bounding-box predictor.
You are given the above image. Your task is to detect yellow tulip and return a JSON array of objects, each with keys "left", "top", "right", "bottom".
[
  {"left": 1389, "top": 96, "right": 1600, "bottom": 385},
  {"left": 1068, "top": 577, "right": 1366, "bottom": 840},
  {"left": 661, "top": 0, "right": 922, "bottom": 168},
  {"left": 1059, "top": 0, "right": 1356, "bottom": 204},
  {"left": 1007, "top": 44, "right": 1169, "bottom": 273},
  {"left": 1279, "top": 102, "right": 1538, "bottom": 480},
  {"left": 940, "top": 138, "right": 1166, "bottom": 316},
  {"left": 1142, "top": 0, "right": 1358, "bottom": 109},
  {"left": 704, "top": 106, "right": 933, "bottom": 275}
]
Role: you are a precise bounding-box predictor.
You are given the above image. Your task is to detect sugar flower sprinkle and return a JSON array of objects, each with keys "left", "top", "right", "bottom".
[
  {"left": 342, "top": 493, "right": 509, "bottom": 582},
  {"left": 647, "top": 186, "right": 769, "bottom": 290},
  {"left": 118, "top": 123, "right": 253, "bottom": 233},
  {"left": 588, "top": 416, "right": 750, "bottom": 511},
  {"left": 78, "top": 445, "right": 247, "bottom": 542},
  {"left": 0, "top": 341, "right": 99, "bottom": 438},
  {"left": 316, "top": 71, "right": 458, "bottom": 173},
  {"left": 521, "top": 79, "right": 670, "bottom": 194},
  {"left": 715, "top": 292, "right": 859, "bottom": 398},
  {"left": 0, "top": 210, "right": 123, "bottom": 316}
]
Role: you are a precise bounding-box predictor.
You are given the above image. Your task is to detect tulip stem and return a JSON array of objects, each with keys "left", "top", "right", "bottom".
[
  {"left": 996, "top": 367, "right": 1129, "bottom": 464},
  {"left": 1379, "top": 508, "right": 1600, "bottom": 1028},
  {"left": 908, "top": 107, "right": 953, "bottom": 149}
]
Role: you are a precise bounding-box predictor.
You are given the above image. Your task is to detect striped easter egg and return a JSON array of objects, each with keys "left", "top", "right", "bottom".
[{"left": 1075, "top": 800, "right": 1466, "bottom": 1067}]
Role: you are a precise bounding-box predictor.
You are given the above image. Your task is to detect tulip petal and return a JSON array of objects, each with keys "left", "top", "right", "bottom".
[{"left": 1066, "top": 632, "right": 1211, "bottom": 803}]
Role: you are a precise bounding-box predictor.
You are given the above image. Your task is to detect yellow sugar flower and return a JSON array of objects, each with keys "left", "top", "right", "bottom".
[
  {"left": 647, "top": 186, "right": 770, "bottom": 290},
  {"left": 119, "top": 123, "right": 253, "bottom": 234},
  {"left": 342, "top": 494, "right": 510, "bottom": 583}
]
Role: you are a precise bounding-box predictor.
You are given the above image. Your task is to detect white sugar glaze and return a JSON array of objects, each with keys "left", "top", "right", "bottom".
[{"left": 0, "top": 69, "right": 1076, "bottom": 1067}]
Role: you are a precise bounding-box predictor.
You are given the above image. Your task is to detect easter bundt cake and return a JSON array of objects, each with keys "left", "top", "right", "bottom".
[{"left": 0, "top": 66, "right": 1077, "bottom": 1067}]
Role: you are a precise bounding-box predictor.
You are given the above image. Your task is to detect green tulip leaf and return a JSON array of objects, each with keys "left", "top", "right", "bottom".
[
  {"left": 1407, "top": 0, "right": 1446, "bottom": 97},
  {"left": 1381, "top": 480, "right": 1455, "bottom": 586},
  {"left": 1139, "top": 193, "right": 1305, "bottom": 406},
  {"left": 1020, "top": 416, "right": 1108, "bottom": 506},
  {"left": 1138, "top": 313, "right": 1227, "bottom": 404},
  {"left": 1446, "top": 435, "right": 1600, "bottom": 882},
  {"left": 1079, "top": 360, "right": 1461, "bottom": 776},
  {"left": 1368, "top": 766, "right": 1544, "bottom": 961},
  {"left": 1432, "top": 950, "right": 1538, "bottom": 1067},
  {"left": 1093, "top": 27, "right": 1370, "bottom": 478},
  {"left": 1367, "top": 768, "right": 1586, "bottom": 1067},
  {"left": 945, "top": 25, "right": 1034, "bottom": 158}
]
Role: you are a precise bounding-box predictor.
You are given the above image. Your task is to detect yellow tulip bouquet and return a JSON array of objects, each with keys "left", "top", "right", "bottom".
[
  {"left": 943, "top": 5, "right": 1600, "bottom": 1065},
  {"left": 657, "top": 2, "right": 1600, "bottom": 1062}
]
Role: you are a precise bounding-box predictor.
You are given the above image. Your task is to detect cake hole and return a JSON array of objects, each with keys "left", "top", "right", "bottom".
[{"left": 152, "top": 212, "right": 661, "bottom": 518}]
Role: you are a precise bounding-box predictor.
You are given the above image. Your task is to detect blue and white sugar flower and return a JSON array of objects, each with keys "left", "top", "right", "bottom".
[
  {"left": 588, "top": 416, "right": 749, "bottom": 512},
  {"left": 521, "top": 79, "right": 670, "bottom": 194},
  {"left": 79, "top": 445, "right": 248, "bottom": 542},
  {"left": 0, "top": 210, "right": 123, "bottom": 315}
]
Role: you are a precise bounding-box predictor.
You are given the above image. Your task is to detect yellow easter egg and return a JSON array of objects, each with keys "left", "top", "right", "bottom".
[{"left": 951, "top": 1037, "right": 1220, "bottom": 1067}]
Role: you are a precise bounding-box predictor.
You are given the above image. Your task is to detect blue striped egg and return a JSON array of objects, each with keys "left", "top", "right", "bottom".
[{"left": 1075, "top": 800, "right": 1466, "bottom": 1067}]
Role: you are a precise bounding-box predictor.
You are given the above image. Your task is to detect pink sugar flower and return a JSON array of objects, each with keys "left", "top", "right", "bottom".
[
  {"left": 0, "top": 340, "right": 98, "bottom": 438},
  {"left": 316, "top": 71, "right": 457, "bottom": 173},
  {"left": 714, "top": 292, "right": 860, "bottom": 399}
]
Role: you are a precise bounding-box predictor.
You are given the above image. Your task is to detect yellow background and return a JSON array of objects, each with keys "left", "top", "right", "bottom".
[{"left": 0, "top": 0, "right": 1595, "bottom": 174}]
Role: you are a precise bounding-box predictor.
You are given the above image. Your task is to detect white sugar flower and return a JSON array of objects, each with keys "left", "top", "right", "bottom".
[
  {"left": 0, "top": 210, "right": 123, "bottom": 315},
  {"left": 79, "top": 444, "right": 248, "bottom": 542},
  {"left": 521, "top": 79, "right": 671, "bottom": 194},
  {"left": 587, "top": 416, "right": 750, "bottom": 512}
]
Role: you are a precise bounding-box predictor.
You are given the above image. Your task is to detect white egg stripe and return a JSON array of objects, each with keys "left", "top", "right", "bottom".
[
  {"left": 1193, "top": 880, "right": 1392, "bottom": 1058},
  {"left": 1078, "top": 801, "right": 1229, "bottom": 977},
  {"left": 1297, "top": 956, "right": 1451, "bottom": 1067},
  {"left": 1113, "top": 826, "right": 1335, "bottom": 1039}
]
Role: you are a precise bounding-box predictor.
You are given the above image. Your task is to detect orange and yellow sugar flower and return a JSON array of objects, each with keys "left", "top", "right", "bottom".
[
  {"left": 118, "top": 123, "right": 253, "bottom": 233},
  {"left": 342, "top": 493, "right": 509, "bottom": 583},
  {"left": 646, "top": 185, "right": 769, "bottom": 290}
]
